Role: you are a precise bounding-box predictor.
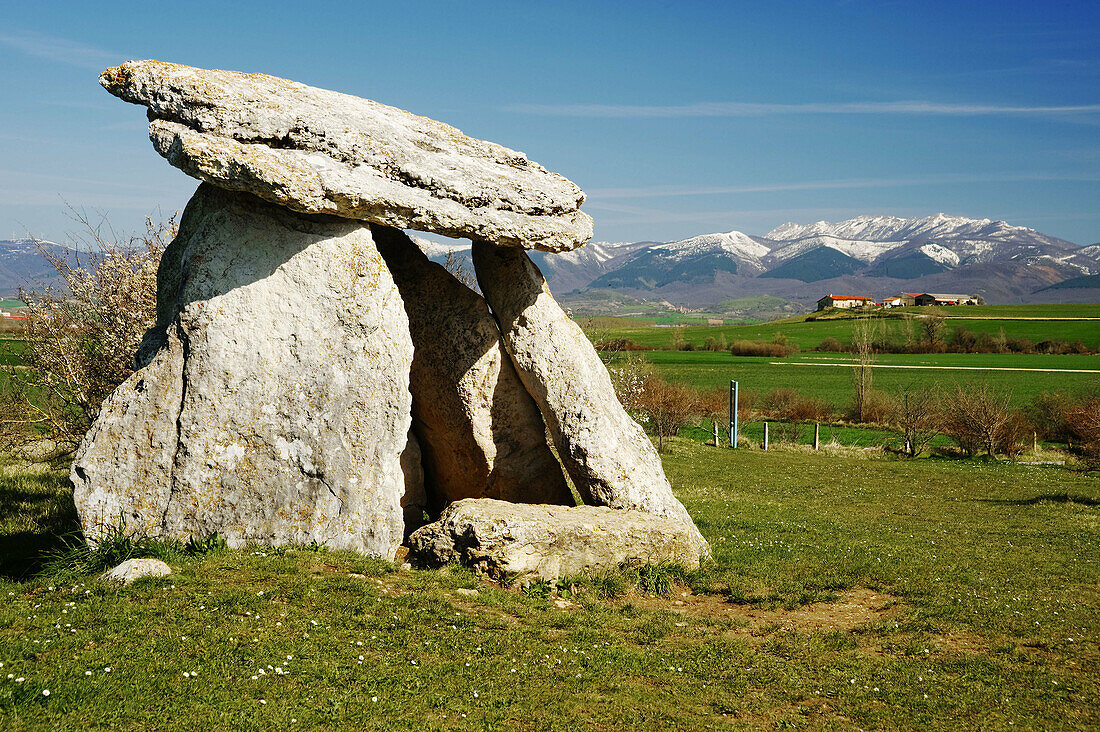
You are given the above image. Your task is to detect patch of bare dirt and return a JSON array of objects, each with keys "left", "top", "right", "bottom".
[{"left": 629, "top": 588, "right": 903, "bottom": 634}]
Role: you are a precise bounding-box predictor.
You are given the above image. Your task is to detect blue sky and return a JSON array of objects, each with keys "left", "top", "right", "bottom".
[{"left": 2, "top": 0, "right": 1098, "bottom": 246}]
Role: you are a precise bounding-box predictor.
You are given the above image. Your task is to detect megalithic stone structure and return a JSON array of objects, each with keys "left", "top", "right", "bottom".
[
  {"left": 471, "top": 243, "right": 709, "bottom": 556},
  {"left": 79, "top": 60, "right": 709, "bottom": 564}
]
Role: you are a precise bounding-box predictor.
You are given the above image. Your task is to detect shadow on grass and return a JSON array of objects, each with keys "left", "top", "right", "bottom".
[
  {"left": 0, "top": 468, "right": 80, "bottom": 581},
  {"left": 981, "top": 493, "right": 1100, "bottom": 507}
]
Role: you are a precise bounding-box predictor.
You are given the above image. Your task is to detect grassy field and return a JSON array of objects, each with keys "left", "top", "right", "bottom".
[
  {"left": 586, "top": 304, "right": 1100, "bottom": 351},
  {"left": 610, "top": 350, "right": 1100, "bottom": 409},
  {"left": 1, "top": 445, "right": 1097, "bottom": 729}
]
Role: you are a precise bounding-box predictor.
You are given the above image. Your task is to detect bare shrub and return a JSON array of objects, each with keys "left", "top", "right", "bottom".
[
  {"left": 593, "top": 337, "right": 649, "bottom": 352},
  {"left": 816, "top": 336, "right": 843, "bottom": 352},
  {"left": 996, "top": 412, "right": 1033, "bottom": 457},
  {"left": 1030, "top": 392, "right": 1074, "bottom": 443},
  {"left": 1062, "top": 393, "right": 1100, "bottom": 467},
  {"left": 892, "top": 384, "right": 940, "bottom": 457},
  {"left": 443, "top": 250, "right": 477, "bottom": 290},
  {"left": 848, "top": 389, "right": 893, "bottom": 424},
  {"left": 759, "top": 387, "right": 831, "bottom": 424},
  {"left": 729, "top": 340, "right": 797, "bottom": 357},
  {"left": 939, "top": 382, "right": 1015, "bottom": 457},
  {"left": 0, "top": 215, "right": 174, "bottom": 456},
  {"left": 632, "top": 375, "right": 700, "bottom": 453}
]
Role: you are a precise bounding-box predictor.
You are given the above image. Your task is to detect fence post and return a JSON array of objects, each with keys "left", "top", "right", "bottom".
[
  {"left": 729, "top": 380, "right": 739, "bottom": 449},
  {"left": 763, "top": 422, "right": 769, "bottom": 451},
  {"left": 814, "top": 422, "right": 820, "bottom": 450},
  {"left": 713, "top": 420, "right": 719, "bottom": 447}
]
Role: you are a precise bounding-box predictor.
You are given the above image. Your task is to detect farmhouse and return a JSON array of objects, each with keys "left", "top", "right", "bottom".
[
  {"left": 914, "top": 293, "right": 980, "bottom": 306},
  {"left": 880, "top": 292, "right": 924, "bottom": 306},
  {"left": 816, "top": 294, "right": 874, "bottom": 311}
]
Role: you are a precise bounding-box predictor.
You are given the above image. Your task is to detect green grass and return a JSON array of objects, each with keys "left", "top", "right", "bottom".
[
  {"left": 611, "top": 350, "right": 1100, "bottom": 408},
  {"left": 588, "top": 304, "right": 1100, "bottom": 351},
  {"left": 0, "top": 299, "right": 23, "bottom": 310},
  {"left": 1, "top": 446, "right": 1098, "bottom": 729}
]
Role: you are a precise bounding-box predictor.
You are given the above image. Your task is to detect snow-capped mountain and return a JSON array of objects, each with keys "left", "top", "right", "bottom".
[{"left": 408, "top": 215, "right": 1099, "bottom": 307}]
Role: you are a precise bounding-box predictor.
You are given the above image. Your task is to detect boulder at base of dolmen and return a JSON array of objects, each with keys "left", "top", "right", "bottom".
[
  {"left": 73, "top": 184, "right": 414, "bottom": 557},
  {"left": 408, "top": 498, "right": 702, "bottom": 583}
]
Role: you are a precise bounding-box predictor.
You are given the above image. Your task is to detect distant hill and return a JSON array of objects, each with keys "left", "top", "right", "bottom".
[
  {"left": 0, "top": 239, "right": 75, "bottom": 297},
  {"left": 417, "top": 214, "right": 1100, "bottom": 312}
]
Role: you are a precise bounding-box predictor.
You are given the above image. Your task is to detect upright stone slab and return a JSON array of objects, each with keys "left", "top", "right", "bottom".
[
  {"left": 373, "top": 227, "right": 572, "bottom": 511},
  {"left": 73, "top": 184, "right": 414, "bottom": 557},
  {"left": 472, "top": 243, "right": 708, "bottom": 556}
]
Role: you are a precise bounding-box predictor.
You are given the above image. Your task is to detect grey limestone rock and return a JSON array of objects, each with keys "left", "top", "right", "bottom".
[
  {"left": 373, "top": 227, "right": 572, "bottom": 511},
  {"left": 471, "top": 243, "right": 709, "bottom": 556},
  {"left": 73, "top": 184, "right": 413, "bottom": 557},
  {"left": 408, "top": 498, "right": 701, "bottom": 582},
  {"left": 100, "top": 60, "right": 592, "bottom": 252},
  {"left": 100, "top": 558, "right": 173, "bottom": 585}
]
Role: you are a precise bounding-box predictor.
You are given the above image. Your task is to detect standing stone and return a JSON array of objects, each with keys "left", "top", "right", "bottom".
[
  {"left": 373, "top": 227, "right": 572, "bottom": 511},
  {"left": 99, "top": 60, "right": 592, "bottom": 252},
  {"left": 73, "top": 184, "right": 413, "bottom": 557},
  {"left": 471, "top": 243, "right": 708, "bottom": 556}
]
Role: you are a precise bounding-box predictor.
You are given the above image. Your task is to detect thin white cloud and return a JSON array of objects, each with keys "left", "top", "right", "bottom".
[
  {"left": 587, "top": 172, "right": 1100, "bottom": 200},
  {"left": 505, "top": 100, "right": 1100, "bottom": 118},
  {"left": 0, "top": 30, "right": 120, "bottom": 70}
]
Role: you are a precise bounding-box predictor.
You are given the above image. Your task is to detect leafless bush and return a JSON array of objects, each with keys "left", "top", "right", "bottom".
[
  {"left": 443, "top": 250, "right": 476, "bottom": 290},
  {"left": 729, "top": 340, "right": 797, "bottom": 357},
  {"left": 891, "top": 384, "right": 940, "bottom": 457},
  {"left": 632, "top": 375, "right": 700, "bottom": 453},
  {"left": 1062, "top": 393, "right": 1100, "bottom": 467},
  {"left": 759, "top": 387, "right": 831, "bottom": 423},
  {"left": 939, "top": 382, "right": 1016, "bottom": 457},
  {"left": 0, "top": 215, "right": 174, "bottom": 456},
  {"left": 592, "top": 337, "right": 649, "bottom": 352}
]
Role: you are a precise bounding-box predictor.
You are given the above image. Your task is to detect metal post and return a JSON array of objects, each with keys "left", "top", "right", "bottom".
[
  {"left": 814, "top": 423, "right": 820, "bottom": 450},
  {"left": 729, "top": 380, "right": 739, "bottom": 448},
  {"left": 763, "top": 422, "right": 769, "bottom": 451},
  {"left": 713, "top": 420, "right": 719, "bottom": 447}
]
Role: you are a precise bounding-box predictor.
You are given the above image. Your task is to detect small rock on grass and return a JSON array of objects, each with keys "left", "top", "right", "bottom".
[
  {"left": 100, "top": 558, "right": 172, "bottom": 585},
  {"left": 455, "top": 588, "right": 479, "bottom": 598}
]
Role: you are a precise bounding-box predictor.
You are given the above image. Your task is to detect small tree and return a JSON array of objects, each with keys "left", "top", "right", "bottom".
[
  {"left": 892, "top": 384, "right": 940, "bottom": 457},
  {"left": 850, "top": 315, "right": 877, "bottom": 422},
  {"left": 1, "top": 215, "right": 174, "bottom": 457},
  {"left": 922, "top": 314, "right": 946, "bottom": 349}
]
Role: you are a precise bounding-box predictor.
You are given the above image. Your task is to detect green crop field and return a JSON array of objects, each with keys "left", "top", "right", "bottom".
[
  {"left": 610, "top": 350, "right": 1100, "bottom": 408},
  {"left": 584, "top": 304, "right": 1100, "bottom": 351},
  {"left": 1, "top": 444, "right": 1097, "bottom": 729}
]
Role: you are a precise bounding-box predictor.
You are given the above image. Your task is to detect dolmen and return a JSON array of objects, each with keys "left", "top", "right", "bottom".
[{"left": 74, "top": 61, "right": 708, "bottom": 581}]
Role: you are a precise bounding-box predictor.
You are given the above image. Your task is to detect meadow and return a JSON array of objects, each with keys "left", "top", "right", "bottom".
[
  {"left": 1, "top": 443, "right": 1098, "bottom": 730},
  {"left": 615, "top": 351, "right": 1100, "bottom": 409},
  {"left": 584, "top": 304, "right": 1100, "bottom": 351}
]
